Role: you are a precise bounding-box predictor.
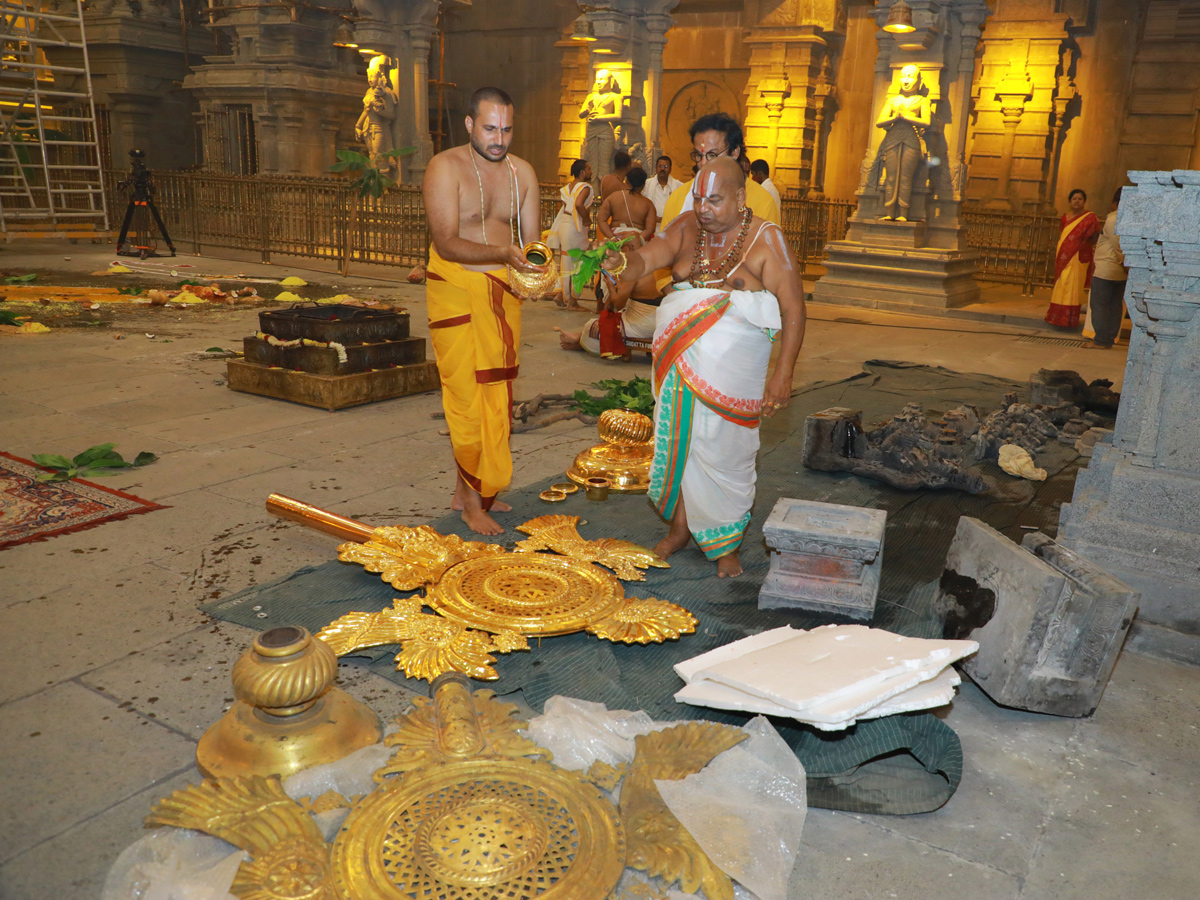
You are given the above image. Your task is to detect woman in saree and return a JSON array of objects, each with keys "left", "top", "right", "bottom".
[{"left": 1045, "top": 188, "right": 1101, "bottom": 328}]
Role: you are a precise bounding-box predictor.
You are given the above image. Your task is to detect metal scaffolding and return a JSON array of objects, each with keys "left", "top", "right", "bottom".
[{"left": 0, "top": 0, "right": 108, "bottom": 235}]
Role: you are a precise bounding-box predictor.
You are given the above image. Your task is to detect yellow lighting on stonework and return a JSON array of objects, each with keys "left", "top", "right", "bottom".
[
  {"left": 593, "top": 48, "right": 615, "bottom": 54},
  {"left": 571, "top": 15, "right": 597, "bottom": 41},
  {"left": 883, "top": 0, "right": 916, "bottom": 33}
]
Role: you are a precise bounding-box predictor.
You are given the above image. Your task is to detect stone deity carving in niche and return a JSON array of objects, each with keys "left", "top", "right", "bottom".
[
  {"left": 872, "top": 64, "right": 931, "bottom": 221},
  {"left": 578, "top": 69, "right": 623, "bottom": 182},
  {"left": 356, "top": 55, "right": 400, "bottom": 181}
]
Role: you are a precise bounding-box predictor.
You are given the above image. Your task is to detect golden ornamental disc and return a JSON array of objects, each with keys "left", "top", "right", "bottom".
[
  {"left": 330, "top": 759, "right": 626, "bottom": 900},
  {"left": 426, "top": 555, "right": 625, "bottom": 637}
]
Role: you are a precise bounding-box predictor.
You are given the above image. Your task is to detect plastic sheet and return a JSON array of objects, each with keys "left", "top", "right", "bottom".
[
  {"left": 281, "top": 740, "right": 393, "bottom": 804},
  {"left": 655, "top": 717, "right": 807, "bottom": 900},
  {"left": 100, "top": 828, "right": 243, "bottom": 900},
  {"left": 525, "top": 695, "right": 668, "bottom": 771}
]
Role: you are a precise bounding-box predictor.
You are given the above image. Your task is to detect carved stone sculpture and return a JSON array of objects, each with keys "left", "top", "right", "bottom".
[
  {"left": 356, "top": 55, "right": 399, "bottom": 181},
  {"left": 872, "top": 64, "right": 932, "bottom": 221},
  {"left": 579, "top": 69, "right": 623, "bottom": 183}
]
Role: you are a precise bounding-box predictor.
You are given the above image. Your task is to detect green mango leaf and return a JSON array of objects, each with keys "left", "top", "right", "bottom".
[
  {"left": 36, "top": 470, "right": 71, "bottom": 482},
  {"left": 32, "top": 453, "right": 73, "bottom": 471},
  {"left": 117, "top": 287, "right": 143, "bottom": 295},
  {"left": 133, "top": 451, "right": 158, "bottom": 467},
  {"left": 0, "top": 310, "right": 21, "bottom": 326},
  {"left": 72, "top": 443, "right": 118, "bottom": 466},
  {"left": 4, "top": 273, "right": 37, "bottom": 284},
  {"left": 566, "top": 248, "right": 586, "bottom": 259}
]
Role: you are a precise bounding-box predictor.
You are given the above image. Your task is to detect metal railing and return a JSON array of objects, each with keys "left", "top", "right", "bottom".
[
  {"left": 962, "top": 208, "right": 1059, "bottom": 294},
  {"left": 102, "top": 170, "right": 1061, "bottom": 292}
]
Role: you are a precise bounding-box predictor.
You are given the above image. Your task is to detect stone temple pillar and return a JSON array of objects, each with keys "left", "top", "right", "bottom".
[
  {"left": 557, "top": 0, "right": 679, "bottom": 182},
  {"left": 1057, "top": 170, "right": 1200, "bottom": 660},
  {"left": 813, "top": 0, "right": 989, "bottom": 312},
  {"left": 742, "top": 0, "right": 846, "bottom": 196}
]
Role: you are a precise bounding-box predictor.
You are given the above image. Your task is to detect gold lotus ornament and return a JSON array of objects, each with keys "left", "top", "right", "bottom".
[{"left": 568, "top": 408, "right": 656, "bottom": 493}]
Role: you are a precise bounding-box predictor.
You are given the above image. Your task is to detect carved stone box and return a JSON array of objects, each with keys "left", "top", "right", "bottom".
[
  {"left": 759, "top": 498, "right": 887, "bottom": 620},
  {"left": 936, "top": 517, "right": 1138, "bottom": 717}
]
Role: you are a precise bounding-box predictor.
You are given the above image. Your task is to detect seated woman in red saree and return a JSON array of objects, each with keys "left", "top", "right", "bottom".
[{"left": 1045, "top": 188, "right": 1101, "bottom": 328}]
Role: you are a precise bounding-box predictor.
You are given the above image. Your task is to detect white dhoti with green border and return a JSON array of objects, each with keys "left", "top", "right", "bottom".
[{"left": 649, "top": 284, "right": 780, "bottom": 559}]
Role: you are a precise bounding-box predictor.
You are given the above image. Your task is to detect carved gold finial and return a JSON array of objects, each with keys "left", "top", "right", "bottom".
[
  {"left": 568, "top": 409, "right": 656, "bottom": 493},
  {"left": 197, "top": 626, "right": 381, "bottom": 780}
]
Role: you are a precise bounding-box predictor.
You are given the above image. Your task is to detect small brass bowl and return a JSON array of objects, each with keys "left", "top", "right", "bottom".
[
  {"left": 585, "top": 477, "right": 610, "bottom": 501},
  {"left": 539, "top": 489, "right": 568, "bottom": 503},
  {"left": 550, "top": 482, "right": 579, "bottom": 494}
]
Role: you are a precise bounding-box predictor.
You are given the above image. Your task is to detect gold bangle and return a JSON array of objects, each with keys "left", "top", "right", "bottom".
[{"left": 609, "top": 250, "right": 628, "bottom": 278}]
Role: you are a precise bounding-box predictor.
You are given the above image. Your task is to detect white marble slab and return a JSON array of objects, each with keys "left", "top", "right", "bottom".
[
  {"left": 675, "top": 665, "right": 962, "bottom": 731},
  {"left": 673, "top": 624, "right": 977, "bottom": 730}
]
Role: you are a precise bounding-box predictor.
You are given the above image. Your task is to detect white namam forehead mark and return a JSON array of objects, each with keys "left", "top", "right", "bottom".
[
  {"left": 692, "top": 167, "right": 723, "bottom": 201},
  {"left": 476, "top": 103, "right": 513, "bottom": 131}
]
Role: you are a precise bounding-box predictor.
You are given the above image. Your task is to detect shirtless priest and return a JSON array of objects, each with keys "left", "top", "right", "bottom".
[
  {"left": 422, "top": 86, "right": 544, "bottom": 535},
  {"left": 601, "top": 157, "right": 806, "bottom": 577}
]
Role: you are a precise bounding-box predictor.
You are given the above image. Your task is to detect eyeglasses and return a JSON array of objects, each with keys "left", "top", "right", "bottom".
[{"left": 689, "top": 147, "right": 729, "bottom": 164}]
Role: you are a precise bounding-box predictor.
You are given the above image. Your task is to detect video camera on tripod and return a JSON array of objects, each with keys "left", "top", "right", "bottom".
[{"left": 115, "top": 149, "right": 176, "bottom": 258}]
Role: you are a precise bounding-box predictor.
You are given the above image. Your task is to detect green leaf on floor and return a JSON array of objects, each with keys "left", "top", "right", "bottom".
[
  {"left": 0, "top": 309, "right": 22, "bottom": 326},
  {"left": 32, "top": 443, "right": 159, "bottom": 482},
  {"left": 4, "top": 273, "right": 37, "bottom": 284},
  {"left": 570, "top": 375, "right": 655, "bottom": 416}
]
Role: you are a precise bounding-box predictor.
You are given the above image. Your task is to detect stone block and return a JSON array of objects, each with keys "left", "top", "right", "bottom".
[
  {"left": 937, "top": 517, "right": 1138, "bottom": 717},
  {"left": 759, "top": 498, "right": 886, "bottom": 619},
  {"left": 1075, "top": 427, "right": 1113, "bottom": 457}
]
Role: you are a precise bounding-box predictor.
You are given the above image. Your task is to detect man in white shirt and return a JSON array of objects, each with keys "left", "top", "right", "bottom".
[
  {"left": 750, "top": 159, "right": 782, "bottom": 211},
  {"left": 643, "top": 155, "right": 682, "bottom": 223},
  {"left": 1087, "top": 187, "right": 1128, "bottom": 350}
]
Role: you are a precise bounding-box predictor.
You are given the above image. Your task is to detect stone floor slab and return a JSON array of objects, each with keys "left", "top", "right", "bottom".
[
  {"left": 103, "top": 445, "right": 297, "bottom": 500},
  {"left": 0, "top": 681, "right": 196, "bottom": 862},
  {"left": 0, "top": 769, "right": 199, "bottom": 900},
  {"left": 0, "top": 562, "right": 200, "bottom": 703},
  {"left": 131, "top": 401, "right": 332, "bottom": 447}
]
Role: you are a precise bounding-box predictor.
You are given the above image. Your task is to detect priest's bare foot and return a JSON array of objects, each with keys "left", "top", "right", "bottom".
[
  {"left": 462, "top": 507, "right": 505, "bottom": 535},
  {"left": 452, "top": 495, "right": 511, "bottom": 512},
  {"left": 716, "top": 550, "right": 743, "bottom": 578},
  {"left": 554, "top": 326, "right": 583, "bottom": 351},
  {"left": 653, "top": 529, "right": 690, "bottom": 561}
]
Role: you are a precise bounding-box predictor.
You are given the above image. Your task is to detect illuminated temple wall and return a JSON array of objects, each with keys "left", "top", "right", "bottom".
[{"left": 63, "top": 0, "right": 1200, "bottom": 192}]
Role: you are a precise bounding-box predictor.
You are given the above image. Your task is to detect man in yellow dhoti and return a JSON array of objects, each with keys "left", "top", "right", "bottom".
[
  {"left": 659, "top": 113, "right": 780, "bottom": 229},
  {"left": 601, "top": 158, "right": 805, "bottom": 578},
  {"left": 423, "top": 86, "right": 544, "bottom": 535}
]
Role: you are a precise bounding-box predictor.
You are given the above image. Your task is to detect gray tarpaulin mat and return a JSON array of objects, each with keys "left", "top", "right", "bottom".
[{"left": 203, "top": 361, "right": 1086, "bottom": 815}]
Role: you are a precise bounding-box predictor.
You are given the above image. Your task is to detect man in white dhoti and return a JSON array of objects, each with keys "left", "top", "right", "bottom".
[
  {"left": 546, "top": 158, "right": 593, "bottom": 310},
  {"left": 601, "top": 157, "right": 805, "bottom": 577}
]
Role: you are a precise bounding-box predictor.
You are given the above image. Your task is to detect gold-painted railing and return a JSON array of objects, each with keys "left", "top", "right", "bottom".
[{"left": 106, "top": 171, "right": 1058, "bottom": 290}]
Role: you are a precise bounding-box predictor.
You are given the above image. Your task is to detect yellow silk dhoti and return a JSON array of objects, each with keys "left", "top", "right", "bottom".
[{"left": 426, "top": 247, "right": 521, "bottom": 509}]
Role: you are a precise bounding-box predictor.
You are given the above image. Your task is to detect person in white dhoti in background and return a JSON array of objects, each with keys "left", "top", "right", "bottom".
[
  {"left": 599, "top": 157, "right": 805, "bottom": 577},
  {"left": 546, "top": 158, "right": 593, "bottom": 310},
  {"left": 557, "top": 166, "right": 661, "bottom": 356}
]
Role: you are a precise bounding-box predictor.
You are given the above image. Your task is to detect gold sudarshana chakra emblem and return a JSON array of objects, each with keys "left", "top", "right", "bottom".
[{"left": 305, "top": 510, "right": 695, "bottom": 682}]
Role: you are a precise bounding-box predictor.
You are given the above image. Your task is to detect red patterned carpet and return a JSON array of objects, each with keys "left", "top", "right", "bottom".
[{"left": 0, "top": 451, "right": 166, "bottom": 550}]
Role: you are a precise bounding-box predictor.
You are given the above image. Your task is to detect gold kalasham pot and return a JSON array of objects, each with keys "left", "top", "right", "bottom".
[
  {"left": 568, "top": 408, "right": 654, "bottom": 493},
  {"left": 507, "top": 240, "right": 559, "bottom": 300}
]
